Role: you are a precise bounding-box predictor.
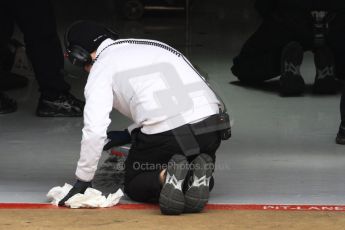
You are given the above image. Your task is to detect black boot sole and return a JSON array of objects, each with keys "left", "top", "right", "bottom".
[
  {"left": 280, "top": 42, "right": 305, "bottom": 96},
  {"left": 184, "top": 153, "right": 214, "bottom": 213},
  {"left": 159, "top": 154, "right": 188, "bottom": 215},
  {"left": 313, "top": 46, "right": 338, "bottom": 94}
]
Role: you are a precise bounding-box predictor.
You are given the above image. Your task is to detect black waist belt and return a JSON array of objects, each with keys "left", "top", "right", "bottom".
[
  {"left": 172, "top": 114, "right": 231, "bottom": 157},
  {"left": 190, "top": 114, "right": 231, "bottom": 136}
]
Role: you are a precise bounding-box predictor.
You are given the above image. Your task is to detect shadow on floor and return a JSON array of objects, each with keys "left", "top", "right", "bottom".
[{"left": 230, "top": 79, "right": 343, "bottom": 97}]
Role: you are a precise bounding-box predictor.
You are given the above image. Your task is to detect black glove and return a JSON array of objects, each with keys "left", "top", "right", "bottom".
[
  {"left": 103, "top": 129, "right": 131, "bottom": 151},
  {"left": 58, "top": 180, "right": 92, "bottom": 207}
]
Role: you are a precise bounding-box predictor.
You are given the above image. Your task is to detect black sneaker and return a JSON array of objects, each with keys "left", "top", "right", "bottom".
[
  {"left": 336, "top": 125, "right": 345, "bottom": 145},
  {"left": 313, "top": 46, "right": 338, "bottom": 94},
  {"left": 0, "top": 92, "right": 17, "bottom": 114},
  {"left": 280, "top": 42, "right": 305, "bottom": 96},
  {"left": 184, "top": 153, "right": 214, "bottom": 213},
  {"left": 36, "top": 93, "right": 84, "bottom": 117},
  {"left": 159, "top": 154, "right": 189, "bottom": 215}
]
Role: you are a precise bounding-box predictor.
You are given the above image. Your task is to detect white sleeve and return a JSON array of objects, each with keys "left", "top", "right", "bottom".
[{"left": 75, "top": 66, "right": 114, "bottom": 181}]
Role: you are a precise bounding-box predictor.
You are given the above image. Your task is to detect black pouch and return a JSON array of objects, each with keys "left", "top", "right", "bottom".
[{"left": 190, "top": 113, "right": 231, "bottom": 140}]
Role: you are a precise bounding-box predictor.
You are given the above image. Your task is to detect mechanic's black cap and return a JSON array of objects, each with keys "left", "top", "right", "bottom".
[{"left": 65, "top": 20, "right": 119, "bottom": 53}]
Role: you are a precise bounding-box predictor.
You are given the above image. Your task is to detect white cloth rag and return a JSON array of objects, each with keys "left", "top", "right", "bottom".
[{"left": 47, "top": 183, "right": 124, "bottom": 208}]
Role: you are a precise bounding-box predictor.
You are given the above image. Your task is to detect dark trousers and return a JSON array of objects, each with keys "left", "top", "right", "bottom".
[
  {"left": 0, "top": 0, "right": 70, "bottom": 98},
  {"left": 124, "top": 126, "right": 221, "bottom": 203},
  {"left": 231, "top": 12, "right": 345, "bottom": 83},
  {"left": 341, "top": 85, "right": 345, "bottom": 124}
]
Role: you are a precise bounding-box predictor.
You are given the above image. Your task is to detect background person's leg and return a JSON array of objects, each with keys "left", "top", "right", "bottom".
[
  {"left": 337, "top": 86, "right": 345, "bottom": 144},
  {"left": 231, "top": 19, "right": 295, "bottom": 84},
  {"left": 10, "top": 0, "right": 70, "bottom": 98},
  {"left": 326, "top": 13, "right": 345, "bottom": 144},
  {"left": 0, "top": 2, "right": 17, "bottom": 114},
  {"left": 9, "top": 0, "right": 84, "bottom": 117},
  {"left": 327, "top": 13, "right": 345, "bottom": 81},
  {"left": 0, "top": 2, "right": 15, "bottom": 72},
  {"left": 341, "top": 87, "right": 345, "bottom": 126}
]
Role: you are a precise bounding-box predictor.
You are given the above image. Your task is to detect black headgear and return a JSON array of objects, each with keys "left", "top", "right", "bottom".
[{"left": 64, "top": 20, "right": 119, "bottom": 67}]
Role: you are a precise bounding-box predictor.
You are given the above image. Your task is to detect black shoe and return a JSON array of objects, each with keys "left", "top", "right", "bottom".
[
  {"left": 36, "top": 93, "right": 84, "bottom": 117},
  {"left": 336, "top": 125, "right": 345, "bottom": 145},
  {"left": 159, "top": 154, "right": 189, "bottom": 215},
  {"left": 280, "top": 42, "right": 305, "bottom": 96},
  {"left": 0, "top": 92, "right": 17, "bottom": 114},
  {"left": 313, "top": 46, "right": 338, "bottom": 94},
  {"left": 184, "top": 153, "right": 214, "bottom": 213}
]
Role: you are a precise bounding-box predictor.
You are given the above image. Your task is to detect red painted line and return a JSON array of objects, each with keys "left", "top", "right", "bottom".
[
  {"left": 115, "top": 204, "right": 159, "bottom": 210},
  {"left": 205, "top": 204, "right": 345, "bottom": 211},
  {"left": 0, "top": 203, "right": 60, "bottom": 209},
  {"left": 1, "top": 203, "right": 345, "bottom": 212}
]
